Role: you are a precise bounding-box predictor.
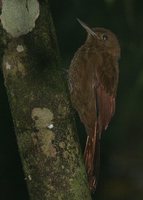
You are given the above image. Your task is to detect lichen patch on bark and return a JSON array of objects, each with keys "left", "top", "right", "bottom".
[
  {"left": 3, "top": 41, "right": 27, "bottom": 77},
  {"left": 31, "top": 107, "right": 56, "bottom": 158},
  {"left": 16, "top": 45, "right": 24, "bottom": 52},
  {"left": 5, "top": 62, "right": 11, "bottom": 70},
  {"left": 31, "top": 107, "right": 54, "bottom": 129},
  {"left": 39, "top": 130, "right": 56, "bottom": 158},
  {"left": 1, "top": 0, "right": 40, "bottom": 37},
  {"left": 59, "top": 141, "right": 65, "bottom": 149},
  {"left": 4, "top": 58, "right": 26, "bottom": 76}
]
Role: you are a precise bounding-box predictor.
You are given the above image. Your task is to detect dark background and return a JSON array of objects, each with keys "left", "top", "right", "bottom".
[{"left": 1, "top": 0, "right": 143, "bottom": 199}]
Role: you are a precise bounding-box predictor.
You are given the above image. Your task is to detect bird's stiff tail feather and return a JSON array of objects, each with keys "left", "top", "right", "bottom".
[{"left": 84, "top": 123, "right": 100, "bottom": 192}]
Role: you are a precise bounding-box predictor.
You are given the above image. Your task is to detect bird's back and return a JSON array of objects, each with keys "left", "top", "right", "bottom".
[
  {"left": 69, "top": 43, "right": 119, "bottom": 134},
  {"left": 69, "top": 45, "right": 100, "bottom": 132}
]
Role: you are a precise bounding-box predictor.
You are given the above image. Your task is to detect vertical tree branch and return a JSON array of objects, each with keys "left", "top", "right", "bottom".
[{"left": 0, "top": 0, "right": 91, "bottom": 199}]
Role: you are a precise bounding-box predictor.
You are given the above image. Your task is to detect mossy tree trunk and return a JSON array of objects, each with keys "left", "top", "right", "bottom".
[{"left": 0, "top": 1, "right": 91, "bottom": 200}]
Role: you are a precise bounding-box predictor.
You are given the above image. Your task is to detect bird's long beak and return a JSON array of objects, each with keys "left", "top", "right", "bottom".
[{"left": 77, "top": 18, "right": 97, "bottom": 37}]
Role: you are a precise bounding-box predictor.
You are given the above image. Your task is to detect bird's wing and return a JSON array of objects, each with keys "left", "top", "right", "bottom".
[
  {"left": 69, "top": 49, "right": 98, "bottom": 131},
  {"left": 95, "top": 55, "right": 119, "bottom": 138},
  {"left": 84, "top": 55, "right": 119, "bottom": 191}
]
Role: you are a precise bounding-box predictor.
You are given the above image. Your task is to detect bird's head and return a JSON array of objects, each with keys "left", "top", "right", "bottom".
[{"left": 77, "top": 18, "right": 120, "bottom": 59}]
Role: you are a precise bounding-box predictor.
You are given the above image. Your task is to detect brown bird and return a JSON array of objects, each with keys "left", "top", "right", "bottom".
[{"left": 69, "top": 19, "right": 120, "bottom": 192}]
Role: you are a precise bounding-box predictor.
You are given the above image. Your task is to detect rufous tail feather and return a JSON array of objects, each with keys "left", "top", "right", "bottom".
[{"left": 84, "top": 123, "right": 100, "bottom": 192}]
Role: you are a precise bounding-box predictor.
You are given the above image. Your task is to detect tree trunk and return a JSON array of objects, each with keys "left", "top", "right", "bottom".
[{"left": 0, "top": 0, "right": 91, "bottom": 200}]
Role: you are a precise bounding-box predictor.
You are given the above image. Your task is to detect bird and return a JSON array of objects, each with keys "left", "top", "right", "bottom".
[{"left": 69, "top": 19, "right": 120, "bottom": 192}]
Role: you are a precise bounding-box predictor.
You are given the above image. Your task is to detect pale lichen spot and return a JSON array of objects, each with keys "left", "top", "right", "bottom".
[
  {"left": 31, "top": 107, "right": 54, "bottom": 129},
  {"left": 39, "top": 130, "right": 57, "bottom": 158},
  {"left": 63, "top": 151, "right": 69, "bottom": 159},
  {"left": 59, "top": 141, "right": 65, "bottom": 149},
  {"left": 69, "top": 178, "right": 73, "bottom": 182},
  {"left": 6, "top": 62, "right": 11, "bottom": 70},
  {"left": 16, "top": 45, "right": 24, "bottom": 52},
  {"left": 58, "top": 103, "right": 69, "bottom": 118},
  {"left": 31, "top": 133, "right": 38, "bottom": 146},
  {"left": 31, "top": 107, "right": 56, "bottom": 158},
  {"left": 28, "top": 175, "right": 32, "bottom": 181},
  {"left": 47, "top": 124, "right": 54, "bottom": 129},
  {"left": 17, "top": 62, "right": 26, "bottom": 76},
  {"left": 4, "top": 55, "right": 26, "bottom": 76}
]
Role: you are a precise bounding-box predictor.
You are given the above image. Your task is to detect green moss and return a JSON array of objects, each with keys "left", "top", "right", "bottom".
[{"left": 70, "top": 162, "right": 92, "bottom": 200}]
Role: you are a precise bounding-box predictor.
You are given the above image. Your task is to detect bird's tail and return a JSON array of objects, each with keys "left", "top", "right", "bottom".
[{"left": 84, "top": 123, "right": 100, "bottom": 192}]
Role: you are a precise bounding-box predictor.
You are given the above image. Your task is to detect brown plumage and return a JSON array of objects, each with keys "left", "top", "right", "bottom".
[{"left": 69, "top": 19, "right": 120, "bottom": 192}]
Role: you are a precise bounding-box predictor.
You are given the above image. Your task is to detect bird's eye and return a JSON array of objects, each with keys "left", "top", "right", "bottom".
[{"left": 102, "top": 34, "right": 108, "bottom": 41}]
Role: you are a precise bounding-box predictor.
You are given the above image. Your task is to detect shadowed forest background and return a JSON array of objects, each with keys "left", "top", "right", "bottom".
[{"left": 0, "top": 0, "right": 143, "bottom": 199}]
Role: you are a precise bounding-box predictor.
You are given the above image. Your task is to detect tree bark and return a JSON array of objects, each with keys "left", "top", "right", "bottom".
[{"left": 0, "top": 1, "right": 91, "bottom": 200}]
